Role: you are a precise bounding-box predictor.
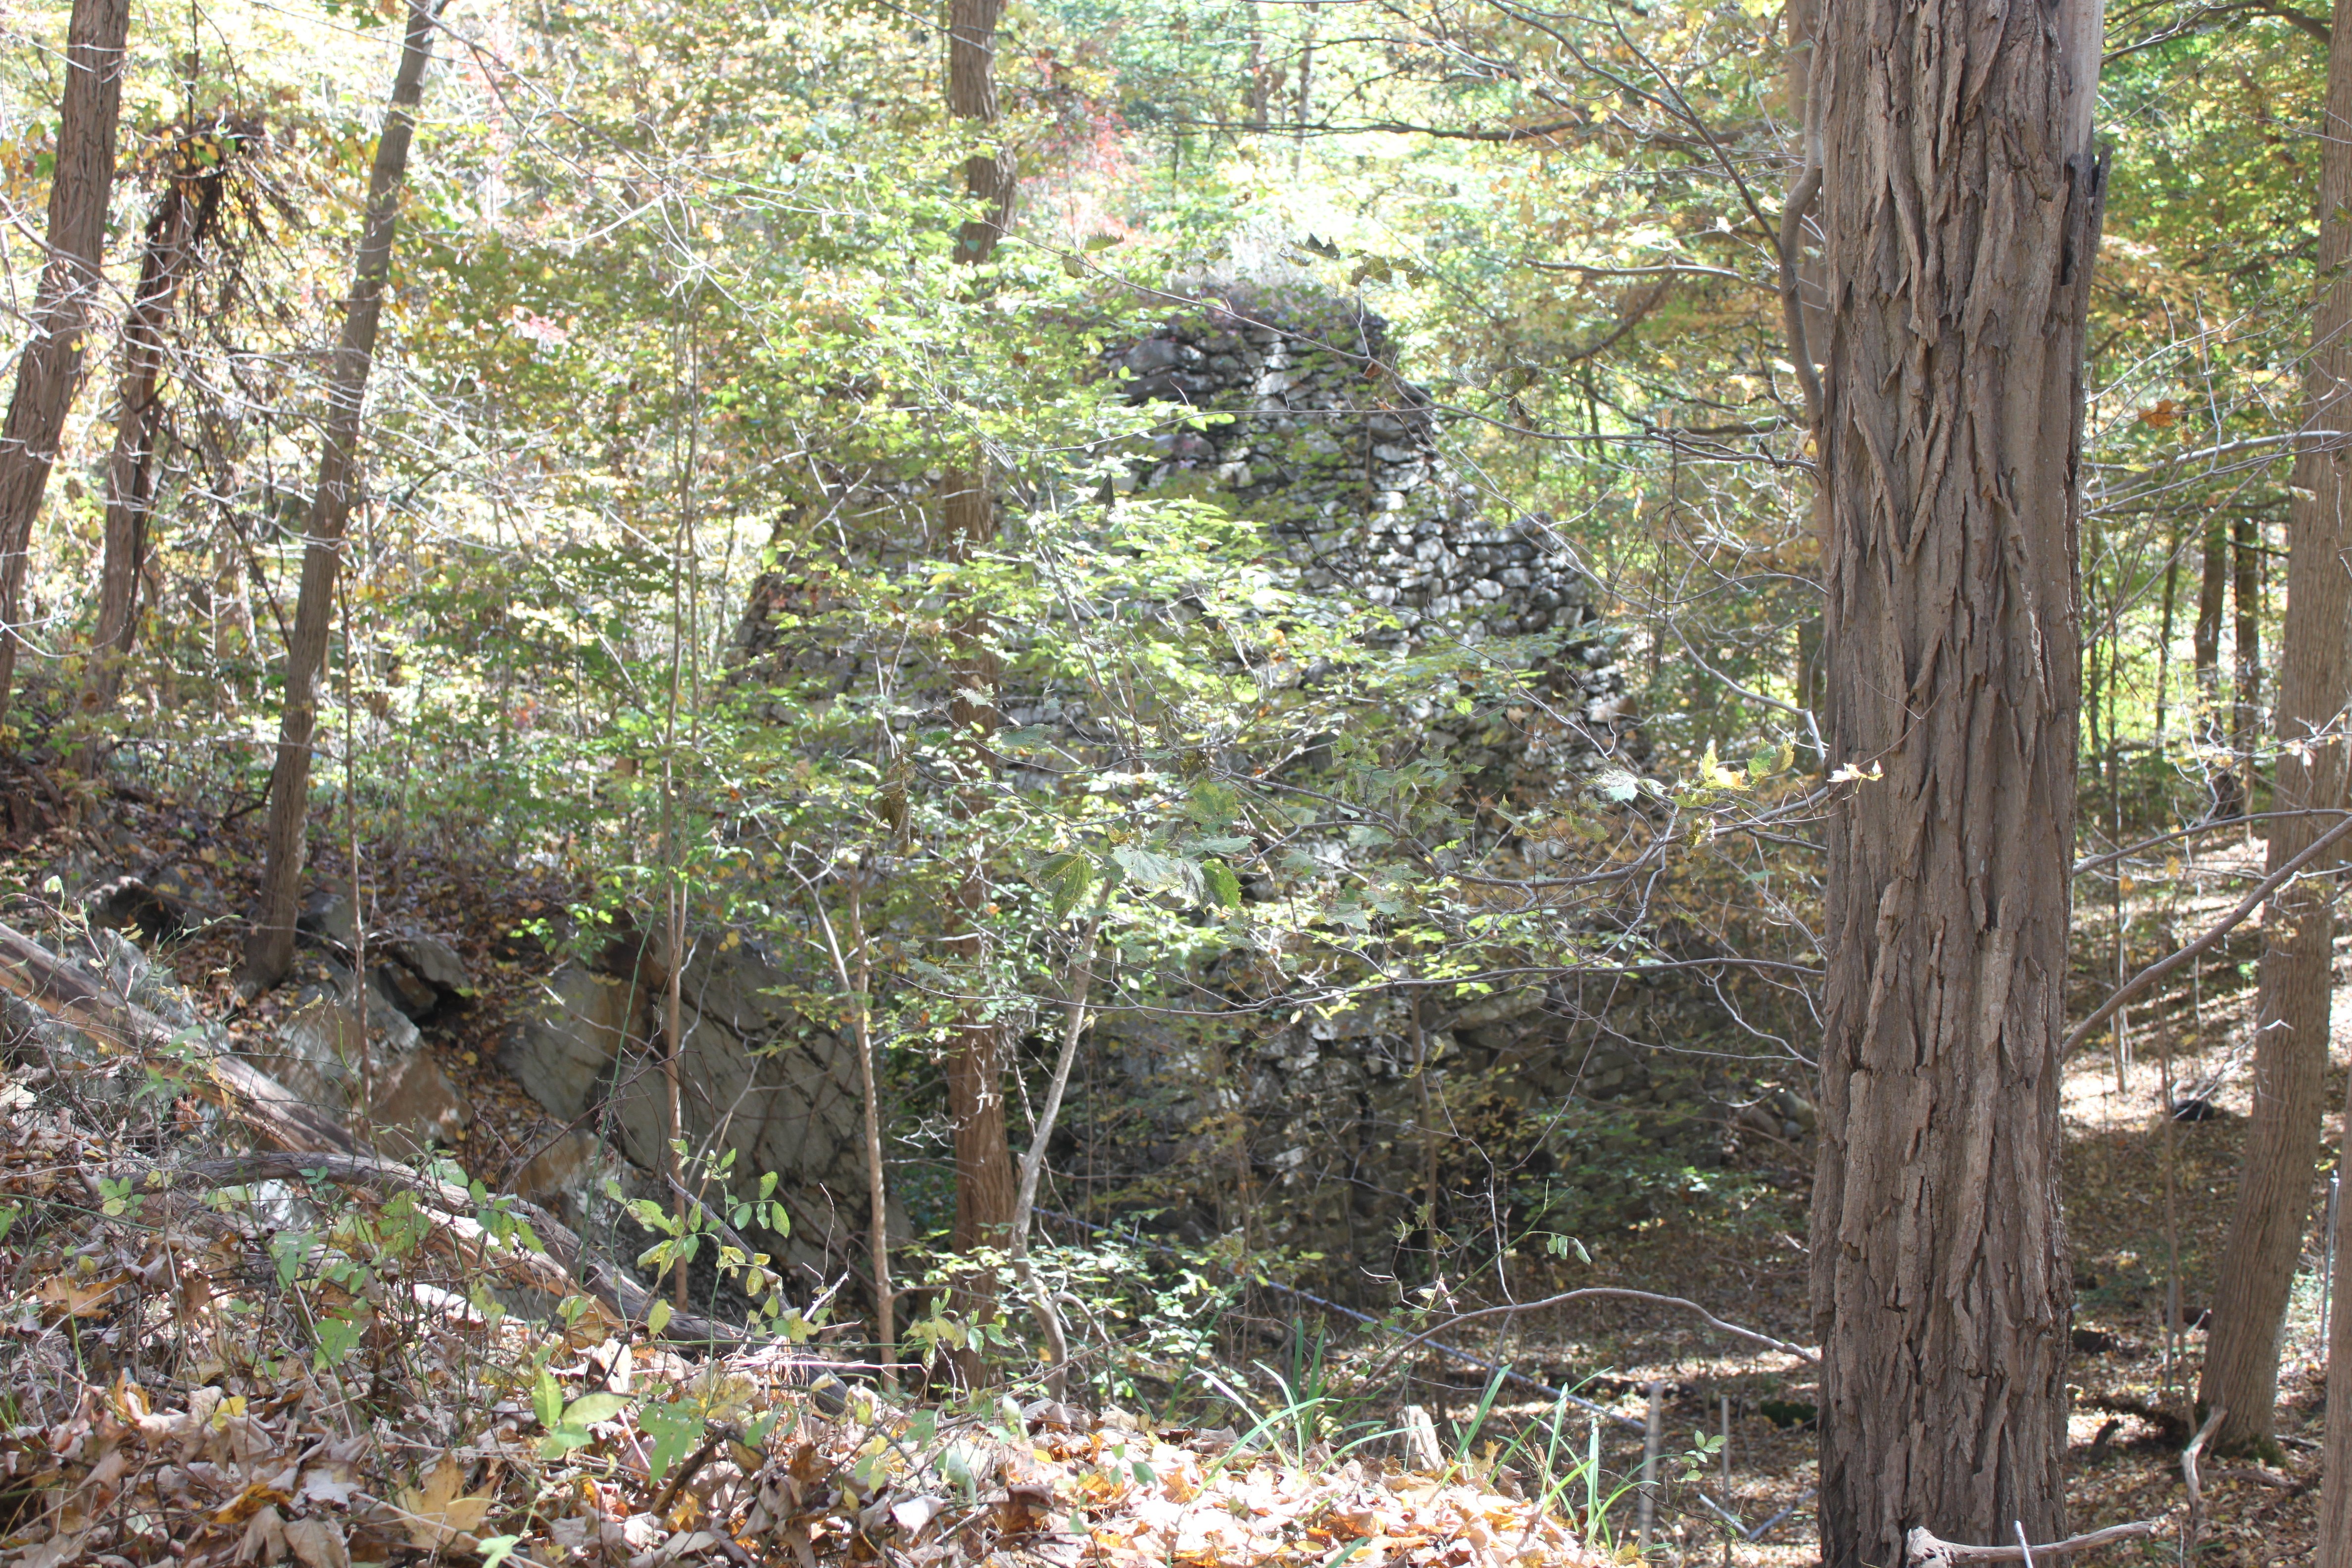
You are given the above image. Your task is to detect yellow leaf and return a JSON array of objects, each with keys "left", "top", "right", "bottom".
[{"left": 394, "top": 1456, "right": 495, "bottom": 1550}]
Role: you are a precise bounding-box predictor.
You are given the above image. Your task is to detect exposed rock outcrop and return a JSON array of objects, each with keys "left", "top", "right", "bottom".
[{"left": 500, "top": 925, "right": 886, "bottom": 1286}]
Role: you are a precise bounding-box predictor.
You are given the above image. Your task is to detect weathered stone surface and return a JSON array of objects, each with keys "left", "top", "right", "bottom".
[
  {"left": 259, "top": 999, "right": 471, "bottom": 1151},
  {"left": 374, "top": 959, "right": 439, "bottom": 1021},
  {"left": 296, "top": 886, "right": 357, "bottom": 949},
  {"left": 511, "top": 1128, "right": 602, "bottom": 1203},
  {"left": 369, "top": 1045, "right": 473, "bottom": 1155},
  {"left": 501, "top": 964, "right": 651, "bottom": 1122},
  {"left": 386, "top": 932, "right": 472, "bottom": 1001},
  {"left": 292, "top": 962, "right": 422, "bottom": 1059},
  {"left": 502, "top": 933, "right": 873, "bottom": 1282},
  {"left": 604, "top": 935, "right": 865, "bottom": 1194}
]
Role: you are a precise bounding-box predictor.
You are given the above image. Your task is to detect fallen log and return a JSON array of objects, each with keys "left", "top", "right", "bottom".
[
  {"left": 1905, "top": 1519, "right": 2159, "bottom": 1568},
  {"left": 0, "top": 918, "right": 359, "bottom": 1154}
]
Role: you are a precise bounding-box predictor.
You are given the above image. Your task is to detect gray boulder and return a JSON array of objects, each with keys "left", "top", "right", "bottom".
[
  {"left": 501, "top": 930, "right": 874, "bottom": 1282},
  {"left": 257, "top": 997, "right": 472, "bottom": 1154},
  {"left": 385, "top": 932, "right": 473, "bottom": 1004}
]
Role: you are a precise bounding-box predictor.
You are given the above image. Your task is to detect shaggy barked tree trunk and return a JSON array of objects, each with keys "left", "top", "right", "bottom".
[
  {"left": 2198, "top": 0, "right": 2352, "bottom": 1459},
  {"left": 0, "top": 0, "right": 130, "bottom": 727},
  {"left": 1806, "top": 0, "right": 2104, "bottom": 1561},
  {"left": 244, "top": 0, "right": 438, "bottom": 994}
]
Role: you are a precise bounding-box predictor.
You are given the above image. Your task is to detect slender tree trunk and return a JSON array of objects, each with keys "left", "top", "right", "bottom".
[
  {"left": 85, "top": 142, "right": 235, "bottom": 718},
  {"left": 2235, "top": 514, "right": 2264, "bottom": 807},
  {"left": 2196, "top": 515, "right": 2229, "bottom": 717},
  {"left": 2156, "top": 519, "right": 2183, "bottom": 741},
  {"left": 846, "top": 880, "right": 894, "bottom": 1392},
  {"left": 2196, "top": 515, "right": 2241, "bottom": 815},
  {"left": 940, "top": 0, "right": 1019, "bottom": 1361},
  {"left": 1806, "top": 0, "right": 2103, "bottom": 1559},
  {"left": 242, "top": 0, "right": 438, "bottom": 993},
  {"left": 948, "top": 0, "right": 1012, "bottom": 268},
  {"left": 1291, "top": 2, "right": 1318, "bottom": 176},
  {"left": 2196, "top": 0, "right": 2352, "bottom": 1457},
  {"left": 1244, "top": 3, "right": 1270, "bottom": 133},
  {"left": 0, "top": 0, "right": 131, "bottom": 727}
]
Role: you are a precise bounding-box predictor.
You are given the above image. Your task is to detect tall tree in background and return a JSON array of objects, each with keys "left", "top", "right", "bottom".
[
  {"left": 243, "top": 0, "right": 438, "bottom": 993},
  {"left": 941, "top": 0, "right": 1020, "bottom": 1283},
  {"left": 1804, "top": 0, "right": 2103, "bottom": 1559},
  {"left": 2233, "top": 515, "right": 2264, "bottom": 807},
  {"left": 0, "top": 0, "right": 131, "bottom": 728},
  {"left": 2194, "top": 516, "right": 2245, "bottom": 814},
  {"left": 82, "top": 125, "right": 246, "bottom": 719},
  {"left": 2197, "top": 0, "right": 2352, "bottom": 1458}
]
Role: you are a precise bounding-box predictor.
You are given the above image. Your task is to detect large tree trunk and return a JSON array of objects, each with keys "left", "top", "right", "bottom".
[
  {"left": 83, "top": 141, "right": 237, "bottom": 718},
  {"left": 941, "top": 0, "right": 1019, "bottom": 1309},
  {"left": 242, "top": 0, "right": 437, "bottom": 994},
  {"left": 1806, "top": 0, "right": 2103, "bottom": 1559},
  {"left": 0, "top": 0, "right": 131, "bottom": 727},
  {"left": 2196, "top": 0, "right": 2352, "bottom": 1458}
]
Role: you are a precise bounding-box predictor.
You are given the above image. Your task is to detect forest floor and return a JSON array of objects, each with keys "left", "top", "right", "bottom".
[
  {"left": 1238, "top": 833, "right": 2345, "bottom": 1568},
  {"left": 0, "top": 768, "right": 2343, "bottom": 1567}
]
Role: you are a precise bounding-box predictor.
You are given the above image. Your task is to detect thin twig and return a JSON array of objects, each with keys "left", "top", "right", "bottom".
[
  {"left": 2182, "top": 1404, "right": 2227, "bottom": 1565},
  {"left": 2063, "top": 811, "right": 2352, "bottom": 1054},
  {"left": 1375, "top": 1285, "right": 1819, "bottom": 1369}
]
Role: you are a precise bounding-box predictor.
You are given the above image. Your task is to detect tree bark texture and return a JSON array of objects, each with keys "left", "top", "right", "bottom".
[
  {"left": 942, "top": 0, "right": 1019, "bottom": 1282},
  {"left": 2234, "top": 515, "right": 2264, "bottom": 790},
  {"left": 243, "top": 0, "right": 437, "bottom": 993},
  {"left": 1807, "top": 0, "right": 2103, "bottom": 1560},
  {"left": 2196, "top": 516, "right": 2228, "bottom": 718},
  {"left": 948, "top": 0, "right": 1012, "bottom": 266},
  {"left": 2320, "top": 1089, "right": 2352, "bottom": 1568},
  {"left": 85, "top": 143, "right": 237, "bottom": 714},
  {"left": 0, "top": 0, "right": 131, "bottom": 725},
  {"left": 2196, "top": 0, "right": 2352, "bottom": 1456},
  {"left": 942, "top": 465, "right": 1016, "bottom": 1261},
  {"left": 2196, "top": 517, "right": 2242, "bottom": 813}
]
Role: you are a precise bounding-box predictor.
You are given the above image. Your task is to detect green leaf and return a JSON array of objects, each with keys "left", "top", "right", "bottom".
[
  {"left": 478, "top": 1536, "right": 523, "bottom": 1568},
  {"left": 1037, "top": 850, "right": 1093, "bottom": 921},
  {"left": 647, "top": 1297, "right": 674, "bottom": 1336},
  {"left": 538, "top": 1428, "right": 595, "bottom": 1459},
  {"left": 1201, "top": 860, "right": 1243, "bottom": 910},
  {"left": 562, "top": 1392, "right": 629, "bottom": 1428},
  {"left": 641, "top": 1400, "right": 706, "bottom": 1482},
  {"left": 534, "top": 1370, "right": 563, "bottom": 1431},
  {"left": 1111, "top": 844, "right": 1189, "bottom": 892}
]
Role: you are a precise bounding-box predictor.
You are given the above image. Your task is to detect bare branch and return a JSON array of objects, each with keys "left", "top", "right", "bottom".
[{"left": 2062, "top": 811, "right": 2352, "bottom": 1053}]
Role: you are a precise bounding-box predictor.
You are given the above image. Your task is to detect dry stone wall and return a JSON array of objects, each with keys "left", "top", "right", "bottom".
[
  {"left": 1111, "top": 298, "right": 1596, "bottom": 650},
  {"left": 507, "top": 296, "right": 1676, "bottom": 1294}
]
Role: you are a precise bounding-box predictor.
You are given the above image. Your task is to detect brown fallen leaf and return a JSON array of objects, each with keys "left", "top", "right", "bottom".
[
  {"left": 393, "top": 1455, "right": 496, "bottom": 1550},
  {"left": 236, "top": 1503, "right": 288, "bottom": 1566},
  {"left": 35, "top": 1270, "right": 126, "bottom": 1319},
  {"left": 283, "top": 1517, "right": 351, "bottom": 1568}
]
